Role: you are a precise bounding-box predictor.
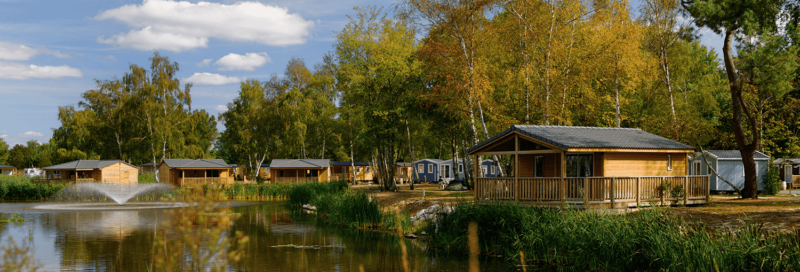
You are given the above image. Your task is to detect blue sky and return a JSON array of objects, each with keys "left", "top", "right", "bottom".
[{"left": 0, "top": 0, "right": 723, "bottom": 146}]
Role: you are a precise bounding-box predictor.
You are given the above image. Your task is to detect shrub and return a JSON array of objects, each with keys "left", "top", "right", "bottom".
[
  {"left": 0, "top": 176, "right": 68, "bottom": 201},
  {"left": 138, "top": 173, "right": 158, "bottom": 183},
  {"left": 763, "top": 164, "right": 782, "bottom": 195}
]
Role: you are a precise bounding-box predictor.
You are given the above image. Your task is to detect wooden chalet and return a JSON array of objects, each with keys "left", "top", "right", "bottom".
[
  {"left": 776, "top": 158, "right": 800, "bottom": 188},
  {"left": 0, "top": 164, "right": 17, "bottom": 176},
  {"left": 41, "top": 160, "right": 139, "bottom": 184},
  {"left": 139, "top": 163, "right": 156, "bottom": 175},
  {"left": 375, "top": 162, "right": 414, "bottom": 184},
  {"left": 331, "top": 161, "right": 373, "bottom": 182},
  {"left": 468, "top": 125, "right": 709, "bottom": 207},
  {"left": 158, "top": 159, "right": 234, "bottom": 187},
  {"left": 269, "top": 159, "right": 331, "bottom": 184}
]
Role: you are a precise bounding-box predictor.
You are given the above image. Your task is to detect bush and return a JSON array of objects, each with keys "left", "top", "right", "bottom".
[
  {"left": 286, "top": 180, "right": 348, "bottom": 208},
  {"left": 0, "top": 176, "right": 68, "bottom": 201},
  {"left": 763, "top": 164, "right": 782, "bottom": 195},
  {"left": 138, "top": 173, "right": 158, "bottom": 183},
  {"left": 426, "top": 203, "right": 800, "bottom": 271}
]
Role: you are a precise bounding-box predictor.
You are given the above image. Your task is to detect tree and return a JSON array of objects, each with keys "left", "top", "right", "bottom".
[
  {"left": 0, "top": 138, "right": 9, "bottom": 165},
  {"left": 683, "top": 0, "right": 795, "bottom": 198}
]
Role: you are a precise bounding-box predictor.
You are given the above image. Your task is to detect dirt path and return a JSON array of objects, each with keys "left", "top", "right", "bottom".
[{"left": 672, "top": 195, "right": 800, "bottom": 232}]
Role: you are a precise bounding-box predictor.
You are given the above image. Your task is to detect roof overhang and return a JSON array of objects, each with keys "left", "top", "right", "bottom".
[{"left": 469, "top": 131, "right": 693, "bottom": 155}]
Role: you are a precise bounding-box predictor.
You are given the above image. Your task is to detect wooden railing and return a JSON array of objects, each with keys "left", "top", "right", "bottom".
[
  {"left": 271, "top": 177, "right": 319, "bottom": 184},
  {"left": 34, "top": 178, "right": 98, "bottom": 184},
  {"left": 178, "top": 177, "right": 234, "bottom": 186},
  {"left": 331, "top": 174, "right": 347, "bottom": 181},
  {"left": 476, "top": 175, "right": 709, "bottom": 207}
]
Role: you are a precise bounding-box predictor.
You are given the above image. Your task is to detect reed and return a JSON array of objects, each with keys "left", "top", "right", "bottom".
[{"left": 426, "top": 202, "right": 800, "bottom": 271}]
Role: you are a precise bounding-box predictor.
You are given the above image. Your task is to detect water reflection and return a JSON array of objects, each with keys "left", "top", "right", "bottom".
[{"left": 0, "top": 202, "right": 510, "bottom": 271}]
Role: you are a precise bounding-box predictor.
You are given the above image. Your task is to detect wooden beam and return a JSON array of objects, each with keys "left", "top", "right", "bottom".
[
  {"left": 515, "top": 134, "right": 519, "bottom": 203},
  {"left": 567, "top": 148, "right": 694, "bottom": 153},
  {"left": 476, "top": 150, "right": 560, "bottom": 155},
  {"left": 468, "top": 131, "right": 565, "bottom": 155},
  {"left": 474, "top": 155, "right": 480, "bottom": 201},
  {"left": 561, "top": 151, "right": 566, "bottom": 202}
]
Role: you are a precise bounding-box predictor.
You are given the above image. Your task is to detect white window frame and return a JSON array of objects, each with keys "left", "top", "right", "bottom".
[
  {"left": 356, "top": 166, "right": 361, "bottom": 173},
  {"left": 491, "top": 166, "right": 496, "bottom": 174},
  {"left": 458, "top": 164, "right": 463, "bottom": 173},
  {"left": 53, "top": 170, "right": 61, "bottom": 175},
  {"left": 428, "top": 164, "right": 433, "bottom": 173},
  {"left": 418, "top": 164, "right": 424, "bottom": 173},
  {"left": 693, "top": 162, "right": 701, "bottom": 175},
  {"left": 366, "top": 166, "right": 371, "bottom": 173},
  {"left": 667, "top": 154, "right": 673, "bottom": 171},
  {"left": 482, "top": 166, "right": 487, "bottom": 174}
]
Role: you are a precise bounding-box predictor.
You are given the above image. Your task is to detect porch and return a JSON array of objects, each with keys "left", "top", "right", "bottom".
[
  {"left": 177, "top": 177, "right": 234, "bottom": 186},
  {"left": 475, "top": 176, "right": 709, "bottom": 207},
  {"left": 272, "top": 177, "right": 321, "bottom": 184}
]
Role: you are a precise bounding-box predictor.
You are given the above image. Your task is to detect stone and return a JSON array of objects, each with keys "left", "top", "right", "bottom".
[{"left": 404, "top": 233, "right": 418, "bottom": 239}]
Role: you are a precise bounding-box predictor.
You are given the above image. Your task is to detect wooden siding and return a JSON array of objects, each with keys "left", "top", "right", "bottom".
[
  {"left": 603, "top": 152, "right": 687, "bottom": 177},
  {"left": 100, "top": 162, "right": 138, "bottom": 184}
]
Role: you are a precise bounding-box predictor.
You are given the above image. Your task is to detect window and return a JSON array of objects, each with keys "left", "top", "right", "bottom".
[
  {"left": 53, "top": 170, "right": 61, "bottom": 175},
  {"left": 693, "top": 162, "right": 701, "bottom": 175},
  {"left": 534, "top": 156, "right": 544, "bottom": 177},
  {"left": 279, "top": 170, "right": 285, "bottom": 177},
  {"left": 306, "top": 169, "right": 319, "bottom": 177},
  {"left": 428, "top": 164, "right": 433, "bottom": 173},
  {"left": 491, "top": 166, "right": 496, "bottom": 174},
  {"left": 566, "top": 154, "right": 593, "bottom": 177},
  {"left": 418, "top": 164, "right": 424, "bottom": 173},
  {"left": 482, "top": 166, "right": 487, "bottom": 174},
  {"left": 366, "top": 166, "right": 371, "bottom": 173},
  {"left": 458, "top": 164, "right": 463, "bottom": 173},
  {"left": 356, "top": 166, "right": 362, "bottom": 173},
  {"left": 667, "top": 155, "right": 672, "bottom": 171},
  {"left": 206, "top": 170, "right": 220, "bottom": 178}
]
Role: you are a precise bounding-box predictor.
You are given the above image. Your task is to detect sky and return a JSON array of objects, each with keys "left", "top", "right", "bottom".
[{"left": 0, "top": 0, "right": 723, "bottom": 147}]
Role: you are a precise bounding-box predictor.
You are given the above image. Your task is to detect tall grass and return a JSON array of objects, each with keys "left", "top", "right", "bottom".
[
  {"left": 225, "top": 183, "right": 296, "bottom": 200},
  {"left": 138, "top": 173, "right": 158, "bottom": 183},
  {"left": 426, "top": 202, "right": 800, "bottom": 271},
  {"left": 286, "top": 180, "right": 348, "bottom": 208},
  {"left": 0, "top": 176, "right": 68, "bottom": 201},
  {"left": 285, "top": 180, "right": 400, "bottom": 230}
]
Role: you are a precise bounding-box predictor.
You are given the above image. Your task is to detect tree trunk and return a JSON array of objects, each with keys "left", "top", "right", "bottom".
[
  {"left": 406, "top": 119, "right": 416, "bottom": 190},
  {"left": 614, "top": 54, "right": 621, "bottom": 128},
  {"left": 461, "top": 138, "right": 472, "bottom": 189},
  {"left": 477, "top": 101, "right": 505, "bottom": 176},
  {"left": 722, "top": 30, "right": 759, "bottom": 199}
]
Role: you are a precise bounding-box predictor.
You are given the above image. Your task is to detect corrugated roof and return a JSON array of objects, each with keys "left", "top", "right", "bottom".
[
  {"left": 468, "top": 125, "right": 694, "bottom": 153},
  {"left": 330, "top": 161, "right": 371, "bottom": 166},
  {"left": 270, "top": 159, "right": 330, "bottom": 168},
  {"left": 706, "top": 150, "right": 770, "bottom": 160},
  {"left": 140, "top": 163, "right": 156, "bottom": 167},
  {"left": 43, "top": 160, "right": 136, "bottom": 170},
  {"left": 775, "top": 158, "right": 800, "bottom": 165},
  {"left": 396, "top": 162, "right": 413, "bottom": 167},
  {"left": 0, "top": 164, "right": 15, "bottom": 169},
  {"left": 162, "top": 159, "right": 231, "bottom": 168}
]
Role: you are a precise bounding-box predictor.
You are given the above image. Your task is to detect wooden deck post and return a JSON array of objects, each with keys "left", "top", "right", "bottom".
[
  {"left": 515, "top": 135, "right": 519, "bottom": 203},
  {"left": 636, "top": 177, "right": 641, "bottom": 207},
  {"left": 475, "top": 155, "right": 480, "bottom": 201},
  {"left": 660, "top": 176, "right": 665, "bottom": 206},
  {"left": 583, "top": 177, "right": 589, "bottom": 207},
  {"left": 561, "top": 151, "right": 567, "bottom": 202},
  {"left": 610, "top": 177, "right": 616, "bottom": 208},
  {"left": 684, "top": 176, "right": 689, "bottom": 205}
]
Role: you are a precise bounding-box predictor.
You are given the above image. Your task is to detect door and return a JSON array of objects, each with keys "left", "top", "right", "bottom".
[{"left": 444, "top": 165, "right": 451, "bottom": 179}]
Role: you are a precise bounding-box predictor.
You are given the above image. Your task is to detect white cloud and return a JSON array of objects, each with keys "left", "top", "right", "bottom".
[
  {"left": 0, "top": 61, "right": 83, "bottom": 80},
  {"left": 215, "top": 105, "right": 228, "bottom": 112},
  {"left": 21, "top": 131, "right": 43, "bottom": 137},
  {"left": 0, "top": 134, "right": 7, "bottom": 138},
  {"left": 215, "top": 52, "right": 270, "bottom": 71},
  {"left": 0, "top": 41, "right": 72, "bottom": 60},
  {"left": 184, "top": 72, "right": 241, "bottom": 85},
  {"left": 104, "top": 54, "right": 117, "bottom": 61},
  {"left": 95, "top": 0, "right": 314, "bottom": 52},
  {"left": 0, "top": 41, "right": 38, "bottom": 60},
  {"left": 196, "top": 58, "right": 212, "bottom": 67}
]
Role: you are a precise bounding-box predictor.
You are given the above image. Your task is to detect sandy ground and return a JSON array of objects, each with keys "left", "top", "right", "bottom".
[{"left": 353, "top": 183, "right": 800, "bottom": 232}]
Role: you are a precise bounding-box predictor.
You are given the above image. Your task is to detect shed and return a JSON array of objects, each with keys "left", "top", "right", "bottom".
[
  {"left": 158, "top": 159, "right": 234, "bottom": 187},
  {"left": 139, "top": 163, "right": 156, "bottom": 174},
  {"left": 690, "top": 150, "right": 770, "bottom": 192},
  {"left": 0, "top": 164, "right": 17, "bottom": 176},
  {"left": 42, "top": 160, "right": 139, "bottom": 184},
  {"left": 269, "top": 159, "right": 331, "bottom": 184}
]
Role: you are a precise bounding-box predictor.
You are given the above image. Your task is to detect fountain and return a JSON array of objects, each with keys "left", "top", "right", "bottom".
[{"left": 33, "top": 183, "right": 188, "bottom": 211}]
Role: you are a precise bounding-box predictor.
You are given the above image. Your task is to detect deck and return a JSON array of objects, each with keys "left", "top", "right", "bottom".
[
  {"left": 178, "top": 177, "right": 234, "bottom": 186},
  {"left": 475, "top": 175, "right": 710, "bottom": 208}
]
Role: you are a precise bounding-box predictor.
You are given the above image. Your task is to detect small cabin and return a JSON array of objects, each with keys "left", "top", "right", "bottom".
[
  {"left": 330, "top": 161, "right": 372, "bottom": 182},
  {"left": 776, "top": 158, "right": 800, "bottom": 188},
  {"left": 413, "top": 159, "right": 456, "bottom": 183},
  {"left": 42, "top": 160, "right": 139, "bottom": 184},
  {"left": 468, "top": 125, "right": 709, "bottom": 207},
  {"left": 255, "top": 163, "right": 270, "bottom": 181},
  {"left": 691, "top": 150, "right": 770, "bottom": 192},
  {"left": 480, "top": 159, "right": 500, "bottom": 178},
  {"left": 269, "top": 159, "right": 331, "bottom": 184},
  {"left": 0, "top": 164, "right": 17, "bottom": 176},
  {"left": 158, "top": 159, "right": 234, "bottom": 187},
  {"left": 375, "top": 162, "right": 414, "bottom": 184},
  {"left": 139, "top": 163, "right": 156, "bottom": 175}
]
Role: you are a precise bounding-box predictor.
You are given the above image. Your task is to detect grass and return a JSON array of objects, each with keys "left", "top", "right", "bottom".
[
  {"left": 426, "top": 202, "right": 800, "bottom": 271},
  {"left": 0, "top": 176, "right": 69, "bottom": 201}
]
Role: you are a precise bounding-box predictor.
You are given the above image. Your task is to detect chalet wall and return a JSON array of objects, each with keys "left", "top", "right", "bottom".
[
  {"left": 100, "top": 162, "right": 138, "bottom": 184},
  {"left": 518, "top": 155, "right": 534, "bottom": 177},
  {"left": 603, "top": 152, "right": 687, "bottom": 177},
  {"left": 159, "top": 163, "right": 170, "bottom": 185}
]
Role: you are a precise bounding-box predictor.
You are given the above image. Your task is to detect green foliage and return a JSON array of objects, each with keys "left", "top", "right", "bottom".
[
  {"left": 138, "top": 174, "right": 157, "bottom": 184},
  {"left": 313, "top": 190, "right": 384, "bottom": 229},
  {"left": 763, "top": 164, "right": 782, "bottom": 195},
  {"left": 223, "top": 183, "right": 295, "bottom": 200},
  {"left": 286, "top": 180, "right": 348, "bottom": 208},
  {"left": 0, "top": 176, "right": 68, "bottom": 201},
  {"left": 427, "top": 203, "right": 800, "bottom": 270}
]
